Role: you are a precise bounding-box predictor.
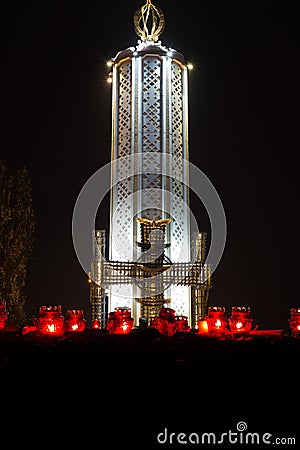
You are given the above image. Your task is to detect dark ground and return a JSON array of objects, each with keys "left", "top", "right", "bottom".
[{"left": 1, "top": 328, "right": 299, "bottom": 449}]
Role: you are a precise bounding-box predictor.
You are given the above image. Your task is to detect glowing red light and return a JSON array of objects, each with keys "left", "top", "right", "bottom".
[
  {"left": 65, "top": 309, "right": 86, "bottom": 332},
  {"left": 47, "top": 323, "right": 56, "bottom": 333},
  {"left": 37, "top": 305, "right": 65, "bottom": 336},
  {"left": 214, "top": 319, "right": 222, "bottom": 329},
  {"left": 197, "top": 319, "right": 209, "bottom": 334},
  {"left": 106, "top": 307, "right": 134, "bottom": 334},
  {"left": 289, "top": 308, "right": 300, "bottom": 338},
  {"left": 205, "top": 306, "right": 228, "bottom": 335},
  {"left": 228, "top": 306, "right": 253, "bottom": 333},
  {"left": 0, "top": 300, "right": 9, "bottom": 331},
  {"left": 121, "top": 321, "right": 129, "bottom": 331},
  {"left": 92, "top": 319, "right": 101, "bottom": 329}
]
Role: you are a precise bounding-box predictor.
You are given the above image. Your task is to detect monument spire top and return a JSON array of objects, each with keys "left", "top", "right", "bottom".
[{"left": 134, "top": 0, "right": 165, "bottom": 42}]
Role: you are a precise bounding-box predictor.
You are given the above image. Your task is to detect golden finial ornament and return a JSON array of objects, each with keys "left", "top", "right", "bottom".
[{"left": 134, "top": 0, "right": 165, "bottom": 42}]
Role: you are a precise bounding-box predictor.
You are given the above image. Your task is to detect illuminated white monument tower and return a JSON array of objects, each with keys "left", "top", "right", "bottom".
[
  {"left": 110, "top": 0, "right": 190, "bottom": 316},
  {"left": 89, "top": 0, "right": 211, "bottom": 328}
]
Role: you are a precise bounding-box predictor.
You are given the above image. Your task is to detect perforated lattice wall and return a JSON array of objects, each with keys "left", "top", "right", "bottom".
[
  {"left": 141, "top": 57, "right": 162, "bottom": 219},
  {"left": 111, "top": 60, "right": 133, "bottom": 262}
]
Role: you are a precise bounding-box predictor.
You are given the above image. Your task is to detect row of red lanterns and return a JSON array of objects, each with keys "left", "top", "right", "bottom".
[
  {"left": 96, "top": 306, "right": 190, "bottom": 336},
  {"left": 1, "top": 300, "right": 300, "bottom": 338},
  {"left": 22, "top": 304, "right": 86, "bottom": 336},
  {"left": 102, "top": 305, "right": 252, "bottom": 337},
  {"left": 198, "top": 306, "right": 300, "bottom": 338},
  {"left": 103, "top": 306, "right": 190, "bottom": 336},
  {"left": 198, "top": 306, "right": 254, "bottom": 336},
  {"left": 101, "top": 305, "right": 254, "bottom": 337}
]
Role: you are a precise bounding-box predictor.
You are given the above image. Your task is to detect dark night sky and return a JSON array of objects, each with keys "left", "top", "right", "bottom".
[{"left": 0, "top": 0, "right": 299, "bottom": 328}]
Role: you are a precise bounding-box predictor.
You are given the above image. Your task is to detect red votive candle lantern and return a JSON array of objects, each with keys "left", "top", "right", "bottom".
[
  {"left": 92, "top": 319, "right": 101, "bottom": 329},
  {"left": 228, "top": 306, "right": 253, "bottom": 333},
  {"left": 175, "top": 315, "right": 190, "bottom": 333},
  {"left": 289, "top": 308, "right": 300, "bottom": 338},
  {"left": 205, "top": 306, "right": 228, "bottom": 335},
  {"left": 106, "top": 307, "right": 134, "bottom": 334},
  {"left": 150, "top": 307, "right": 177, "bottom": 337},
  {"left": 37, "top": 304, "right": 65, "bottom": 336},
  {"left": 0, "top": 300, "right": 9, "bottom": 330},
  {"left": 65, "top": 309, "right": 86, "bottom": 332}
]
